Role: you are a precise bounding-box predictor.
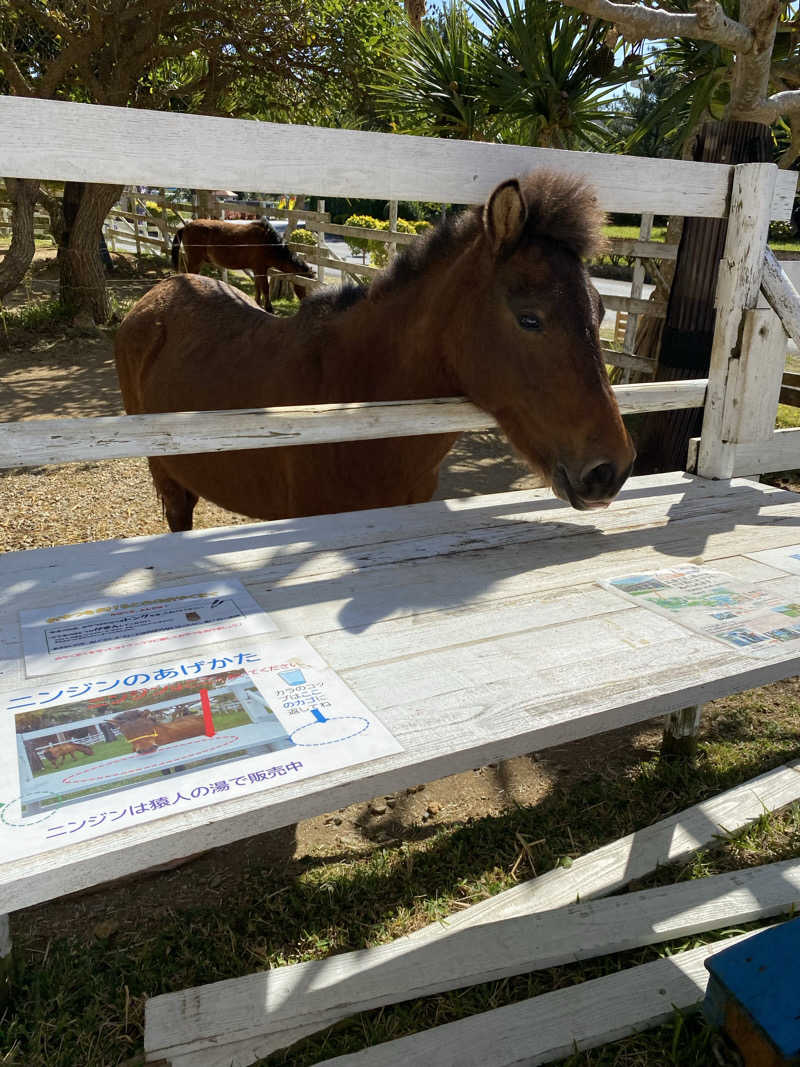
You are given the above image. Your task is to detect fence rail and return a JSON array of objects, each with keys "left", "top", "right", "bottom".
[{"left": 0, "top": 383, "right": 708, "bottom": 470}]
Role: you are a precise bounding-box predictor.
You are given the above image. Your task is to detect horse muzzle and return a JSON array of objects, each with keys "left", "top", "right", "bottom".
[{"left": 553, "top": 457, "right": 634, "bottom": 511}]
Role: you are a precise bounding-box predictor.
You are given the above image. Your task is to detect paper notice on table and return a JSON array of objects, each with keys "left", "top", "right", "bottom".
[
  {"left": 602, "top": 564, "right": 800, "bottom": 656},
  {"left": 1, "top": 635, "right": 401, "bottom": 865},
  {"left": 747, "top": 543, "right": 800, "bottom": 576},
  {"left": 20, "top": 580, "right": 277, "bottom": 677}
]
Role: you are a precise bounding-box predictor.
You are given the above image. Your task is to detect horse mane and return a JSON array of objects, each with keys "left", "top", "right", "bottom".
[
  {"left": 258, "top": 217, "right": 282, "bottom": 243},
  {"left": 372, "top": 169, "right": 603, "bottom": 299},
  {"left": 298, "top": 169, "right": 602, "bottom": 320}
]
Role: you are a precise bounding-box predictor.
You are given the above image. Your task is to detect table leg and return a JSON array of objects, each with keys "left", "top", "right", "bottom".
[
  {"left": 662, "top": 705, "right": 703, "bottom": 759},
  {"left": 0, "top": 913, "right": 10, "bottom": 1004}
]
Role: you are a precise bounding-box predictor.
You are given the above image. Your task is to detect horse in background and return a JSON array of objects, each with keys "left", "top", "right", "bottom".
[
  {"left": 171, "top": 217, "right": 314, "bottom": 311},
  {"left": 42, "top": 740, "right": 94, "bottom": 767}
]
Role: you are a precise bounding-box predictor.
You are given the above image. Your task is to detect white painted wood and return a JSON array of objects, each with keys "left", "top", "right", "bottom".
[
  {"left": 698, "top": 164, "right": 778, "bottom": 478},
  {"left": 610, "top": 236, "right": 678, "bottom": 260},
  {"left": 144, "top": 855, "right": 800, "bottom": 1063},
  {"left": 600, "top": 293, "right": 666, "bottom": 317},
  {"left": 388, "top": 199, "right": 398, "bottom": 261},
  {"left": 2, "top": 96, "right": 795, "bottom": 219},
  {"left": 310, "top": 932, "right": 759, "bottom": 1067},
  {"left": 761, "top": 246, "right": 800, "bottom": 352},
  {"left": 732, "top": 427, "right": 800, "bottom": 475},
  {"left": 662, "top": 704, "right": 703, "bottom": 754},
  {"left": 623, "top": 213, "right": 653, "bottom": 361},
  {"left": 0, "top": 914, "right": 9, "bottom": 959},
  {"left": 304, "top": 220, "right": 419, "bottom": 245},
  {"left": 728, "top": 307, "right": 787, "bottom": 444},
  {"left": 0, "top": 382, "right": 708, "bottom": 469},
  {"left": 3, "top": 475, "right": 800, "bottom": 915},
  {"left": 602, "top": 349, "right": 656, "bottom": 376}
]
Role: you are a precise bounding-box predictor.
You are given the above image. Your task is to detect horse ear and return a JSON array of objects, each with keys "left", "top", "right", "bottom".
[{"left": 484, "top": 179, "right": 527, "bottom": 256}]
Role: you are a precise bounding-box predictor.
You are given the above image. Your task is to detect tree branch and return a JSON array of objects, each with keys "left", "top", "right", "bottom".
[
  {"left": 558, "top": 0, "right": 754, "bottom": 52},
  {"left": 0, "top": 42, "right": 33, "bottom": 96},
  {"left": 760, "top": 87, "right": 800, "bottom": 121}
]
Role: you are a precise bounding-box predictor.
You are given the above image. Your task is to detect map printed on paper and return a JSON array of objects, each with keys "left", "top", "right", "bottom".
[
  {"left": 0, "top": 635, "right": 401, "bottom": 864},
  {"left": 602, "top": 564, "right": 800, "bottom": 656},
  {"left": 20, "top": 580, "right": 277, "bottom": 677}
]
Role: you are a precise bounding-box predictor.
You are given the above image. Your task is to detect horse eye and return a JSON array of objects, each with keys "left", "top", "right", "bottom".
[{"left": 518, "top": 314, "right": 541, "bottom": 331}]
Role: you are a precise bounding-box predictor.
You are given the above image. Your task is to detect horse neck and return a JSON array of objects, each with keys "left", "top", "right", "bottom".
[{"left": 331, "top": 273, "right": 463, "bottom": 402}]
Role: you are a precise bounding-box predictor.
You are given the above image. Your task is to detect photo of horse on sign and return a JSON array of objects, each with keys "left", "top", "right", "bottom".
[{"left": 14, "top": 668, "right": 294, "bottom": 815}]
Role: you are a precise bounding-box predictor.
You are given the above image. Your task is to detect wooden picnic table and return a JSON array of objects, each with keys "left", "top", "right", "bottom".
[{"left": 3, "top": 470, "right": 800, "bottom": 918}]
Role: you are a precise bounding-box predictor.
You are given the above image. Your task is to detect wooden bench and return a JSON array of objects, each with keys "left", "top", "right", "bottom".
[{"left": 5, "top": 95, "right": 800, "bottom": 1060}]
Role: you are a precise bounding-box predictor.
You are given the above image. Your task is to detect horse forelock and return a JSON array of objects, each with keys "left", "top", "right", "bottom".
[{"left": 516, "top": 170, "right": 605, "bottom": 260}]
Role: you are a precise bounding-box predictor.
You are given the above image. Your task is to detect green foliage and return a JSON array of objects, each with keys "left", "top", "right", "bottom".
[
  {"left": 472, "top": 0, "right": 643, "bottom": 149},
  {"left": 289, "top": 227, "right": 317, "bottom": 247},
  {"left": 376, "top": 2, "right": 490, "bottom": 140},
  {"left": 343, "top": 215, "right": 431, "bottom": 266}
]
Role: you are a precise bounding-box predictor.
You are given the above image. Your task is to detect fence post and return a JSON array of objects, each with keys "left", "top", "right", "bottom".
[
  {"left": 388, "top": 199, "right": 398, "bottom": 261},
  {"left": 317, "top": 198, "right": 326, "bottom": 285},
  {"left": 620, "top": 212, "right": 653, "bottom": 383},
  {"left": 696, "top": 162, "right": 778, "bottom": 480},
  {"left": 158, "top": 187, "right": 170, "bottom": 255},
  {"left": 219, "top": 205, "right": 228, "bottom": 285}
]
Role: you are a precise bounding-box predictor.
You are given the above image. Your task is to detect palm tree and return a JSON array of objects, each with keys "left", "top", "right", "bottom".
[
  {"left": 375, "top": 3, "right": 491, "bottom": 140},
  {"left": 472, "top": 0, "right": 643, "bottom": 149}
]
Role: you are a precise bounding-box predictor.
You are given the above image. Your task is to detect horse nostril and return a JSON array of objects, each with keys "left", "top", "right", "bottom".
[{"left": 582, "top": 461, "right": 617, "bottom": 496}]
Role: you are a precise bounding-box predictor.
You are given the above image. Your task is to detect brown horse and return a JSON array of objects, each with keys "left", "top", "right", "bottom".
[
  {"left": 116, "top": 170, "right": 635, "bottom": 532},
  {"left": 171, "top": 218, "right": 314, "bottom": 311},
  {"left": 114, "top": 710, "right": 206, "bottom": 755},
  {"left": 42, "top": 741, "right": 94, "bottom": 767}
]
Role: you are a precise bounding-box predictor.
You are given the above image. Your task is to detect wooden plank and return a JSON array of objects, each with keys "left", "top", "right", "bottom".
[
  {"left": 732, "top": 428, "right": 800, "bottom": 475},
  {"left": 727, "top": 307, "right": 786, "bottom": 444},
  {"left": 2, "top": 478, "right": 800, "bottom": 908},
  {"left": 607, "top": 236, "right": 678, "bottom": 260},
  {"left": 598, "top": 293, "right": 666, "bottom": 317},
  {"left": 310, "top": 932, "right": 759, "bottom": 1067},
  {"left": 1, "top": 96, "right": 795, "bottom": 219},
  {"left": 762, "top": 246, "right": 800, "bottom": 353},
  {"left": 304, "top": 221, "right": 419, "bottom": 245},
  {"left": 602, "top": 348, "right": 656, "bottom": 375},
  {"left": 146, "top": 860, "right": 800, "bottom": 1065},
  {"left": 698, "top": 164, "right": 778, "bottom": 478},
  {"left": 0, "top": 382, "right": 708, "bottom": 469}
]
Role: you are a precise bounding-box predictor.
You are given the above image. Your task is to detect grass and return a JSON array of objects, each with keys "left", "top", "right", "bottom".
[
  {"left": 0, "top": 297, "right": 71, "bottom": 338},
  {"left": 1, "top": 693, "right": 799, "bottom": 1065}
]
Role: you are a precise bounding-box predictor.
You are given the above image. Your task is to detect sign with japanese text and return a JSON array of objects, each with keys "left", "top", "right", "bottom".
[
  {"left": 20, "top": 580, "right": 276, "bottom": 677},
  {"left": 602, "top": 564, "right": 800, "bottom": 655},
  {"left": 1, "top": 635, "right": 401, "bottom": 864}
]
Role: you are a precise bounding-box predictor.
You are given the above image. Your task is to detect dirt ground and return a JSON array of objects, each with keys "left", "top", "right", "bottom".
[{"left": 0, "top": 261, "right": 794, "bottom": 938}]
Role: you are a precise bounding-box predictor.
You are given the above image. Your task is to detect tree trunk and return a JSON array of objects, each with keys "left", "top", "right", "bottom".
[
  {"left": 404, "top": 0, "right": 426, "bottom": 31},
  {"left": 58, "top": 181, "right": 122, "bottom": 323},
  {"left": 632, "top": 119, "right": 772, "bottom": 473},
  {"left": 0, "top": 178, "right": 39, "bottom": 300}
]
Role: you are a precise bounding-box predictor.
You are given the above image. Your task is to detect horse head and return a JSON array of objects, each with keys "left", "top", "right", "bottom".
[
  {"left": 114, "top": 711, "right": 160, "bottom": 754},
  {"left": 443, "top": 170, "right": 635, "bottom": 510}
]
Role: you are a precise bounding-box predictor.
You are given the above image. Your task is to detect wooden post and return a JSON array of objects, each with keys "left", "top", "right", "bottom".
[
  {"left": 159, "top": 187, "right": 170, "bottom": 254},
  {"left": 388, "top": 199, "right": 399, "bottom": 261},
  {"left": 620, "top": 212, "right": 653, "bottom": 383},
  {"left": 662, "top": 705, "right": 704, "bottom": 760},
  {"left": 0, "top": 913, "right": 10, "bottom": 1005},
  {"left": 697, "top": 162, "right": 778, "bottom": 479},
  {"left": 317, "top": 198, "right": 326, "bottom": 285},
  {"left": 219, "top": 206, "right": 228, "bottom": 285}
]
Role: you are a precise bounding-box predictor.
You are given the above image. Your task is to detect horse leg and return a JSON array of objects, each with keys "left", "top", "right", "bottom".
[
  {"left": 183, "top": 247, "right": 204, "bottom": 275},
  {"left": 256, "top": 273, "right": 272, "bottom": 312},
  {"left": 148, "top": 458, "right": 198, "bottom": 532}
]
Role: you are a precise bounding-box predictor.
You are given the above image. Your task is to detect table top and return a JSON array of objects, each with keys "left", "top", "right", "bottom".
[{"left": 4, "top": 471, "right": 800, "bottom": 913}]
